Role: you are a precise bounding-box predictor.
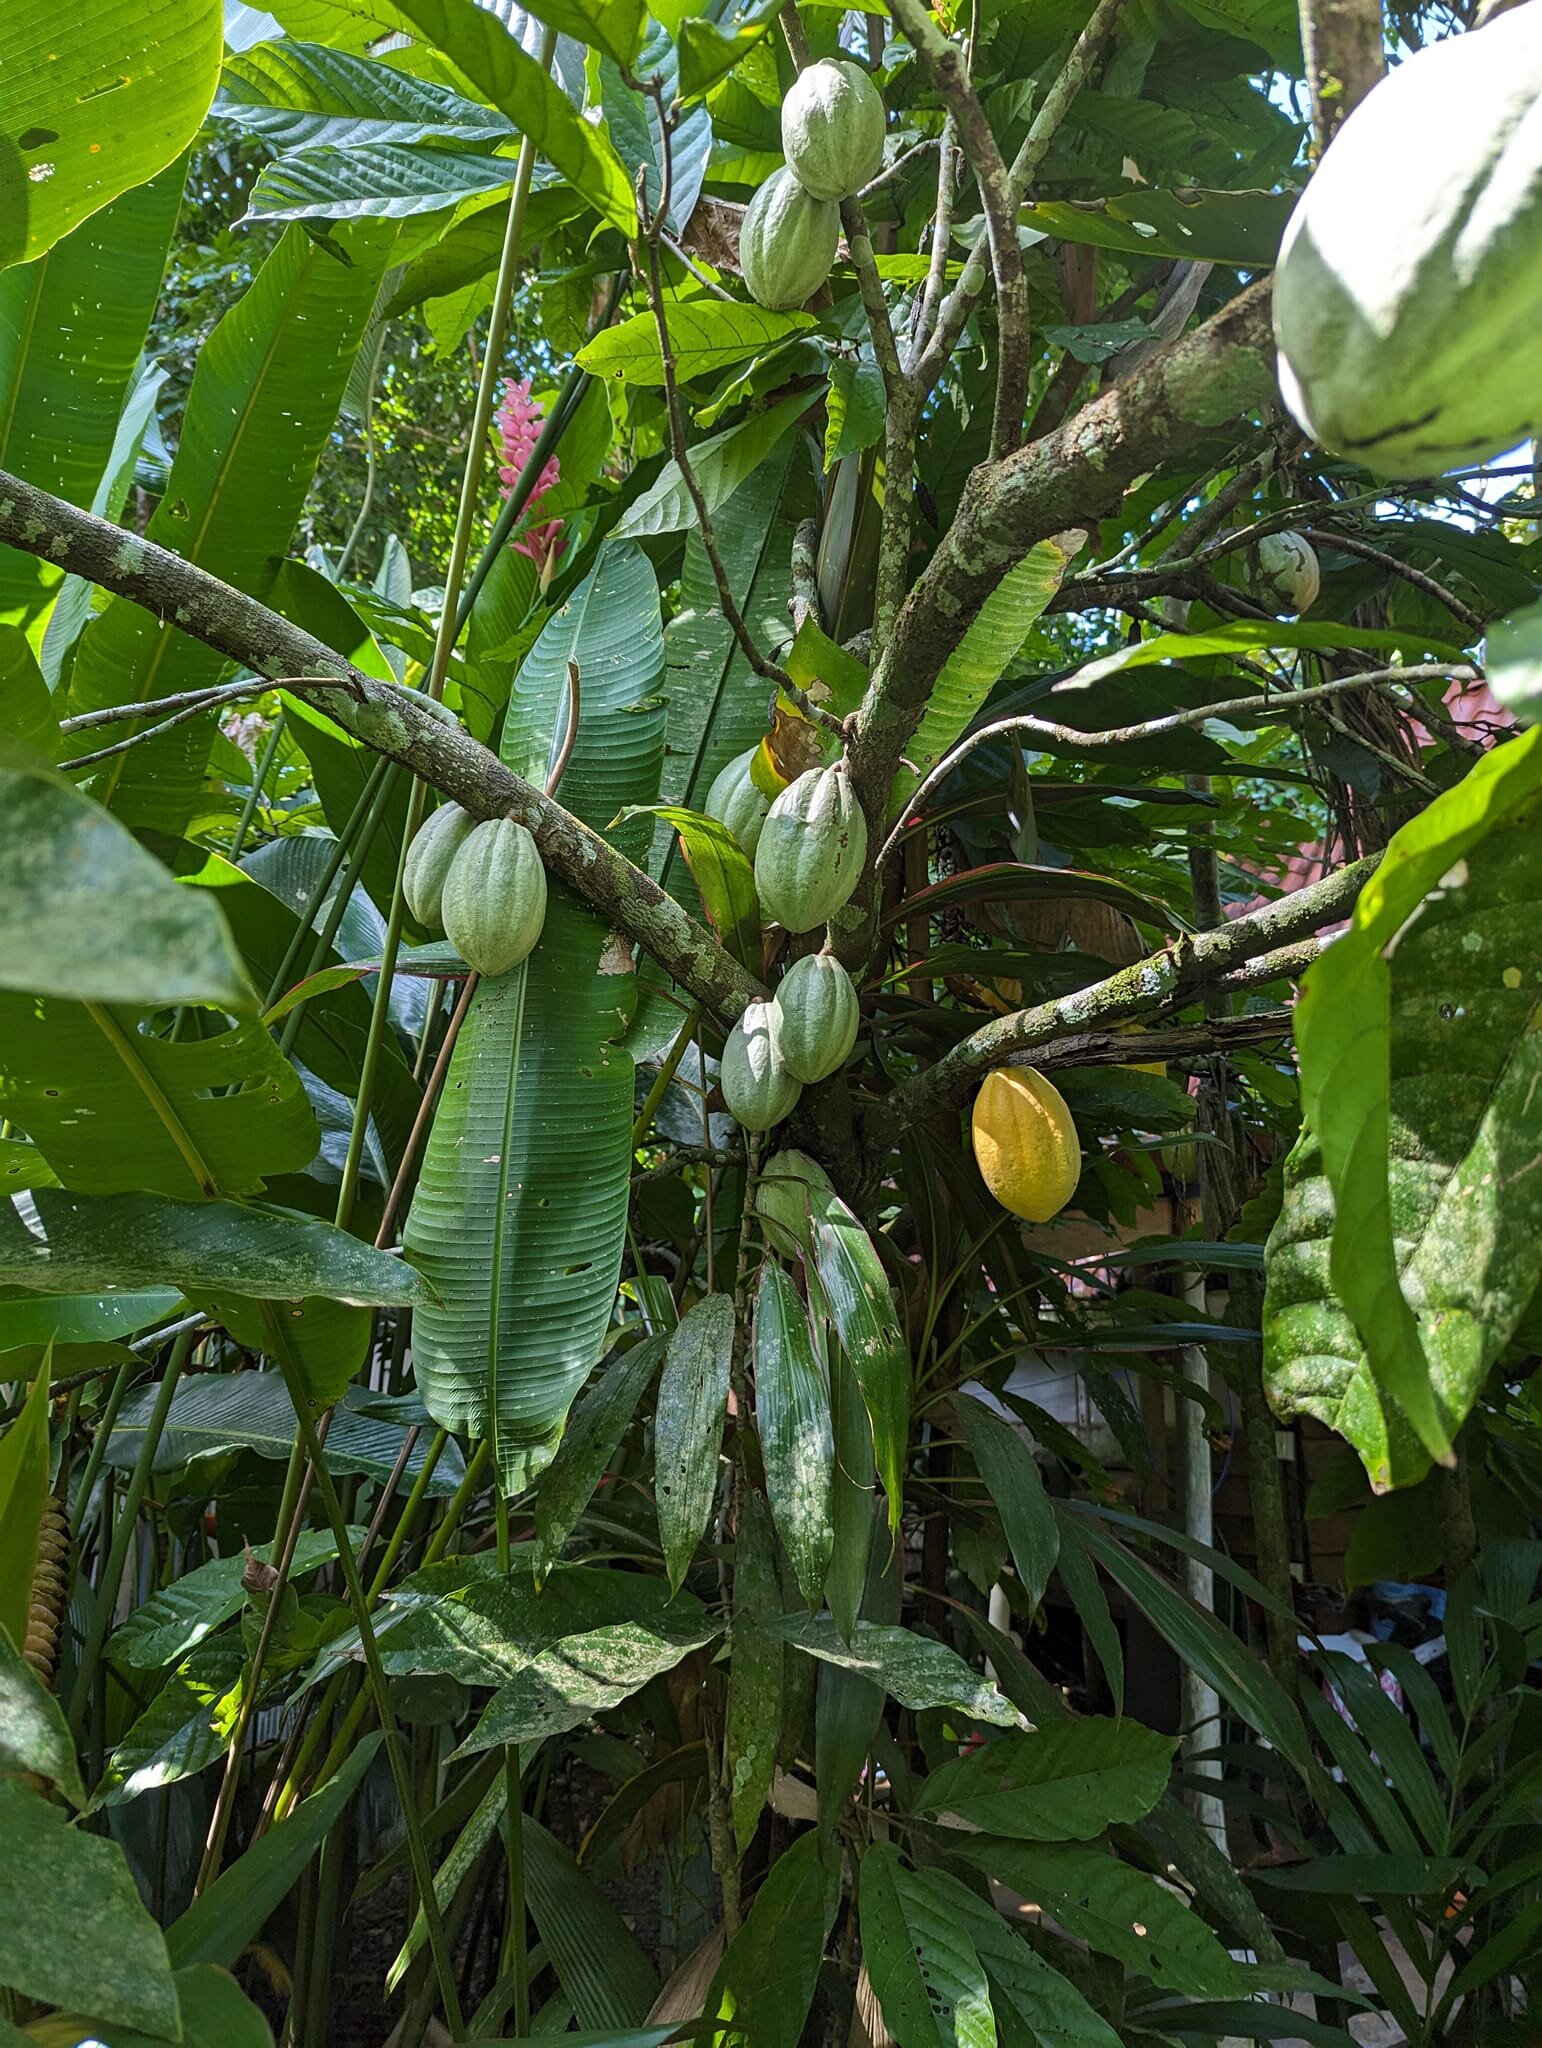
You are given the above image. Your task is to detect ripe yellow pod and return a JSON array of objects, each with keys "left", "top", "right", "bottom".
[{"left": 970, "top": 1067, "right": 1081, "bottom": 1223}]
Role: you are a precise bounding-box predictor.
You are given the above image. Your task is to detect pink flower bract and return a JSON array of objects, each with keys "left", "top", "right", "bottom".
[{"left": 497, "top": 377, "right": 564, "bottom": 569}]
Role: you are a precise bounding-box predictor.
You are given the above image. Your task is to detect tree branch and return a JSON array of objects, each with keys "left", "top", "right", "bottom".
[
  {"left": 0, "top": 468, "right": 766, "bottom": 1024},
  {"left": 861, "top": 853, "right": 1371, "bottom": 1153},
  {"left": 1297, "top": 0, "right": 1385, "bottom": 149}
]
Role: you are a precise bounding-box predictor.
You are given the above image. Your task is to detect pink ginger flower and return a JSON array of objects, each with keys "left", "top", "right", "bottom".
[{"left": 496, "top": 377, "right": 564, "bottom": 571}]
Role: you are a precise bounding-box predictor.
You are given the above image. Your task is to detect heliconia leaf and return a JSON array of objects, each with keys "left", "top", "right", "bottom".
[
  {"left": 754, "top": 1262, "right": 834, "bottom": 1605},
  {"left": 618, "top": 806, "right": 759, "bottom": 964},
  {"left": 381, "top": 0, "right": 637, "bottom": 235},
  {"left": 809, "top": 1201, "right": 909, "bottom": 1535},
  {"left": 0, "top": 1191, "right": 425, "bottom": 1308},
  {"left": 0, "top": 0, "right": 220, "bottom": 270},
  {"left": 166, "top": 1736, "right": 383, "bottom": 1969},
  {"left": 524, "top": 1816, "right": 660, "bottom": 2027},
  {"left": 956, "top": 1392, "right": 1059, "bottom": 1610},
  {"left": 769, "top": 1614, "right": 1017, "bottom": 1727},
  {"left": 535, "top": 1335, "right": 666, "bottom": 1571},
  {"left": 579, "top": 302, "right": 813, "bottom": 389},
  {"left": 726, "top": 1488, "right": 783, "bottom": 1853},
  {"left": 707, "top": 1832, "right": 841, "bottom": 2048},
  {"left": 917, "top": 1718, "right": 1175, "bottom": 1839},
  {"left": 953, "top": 1839, "right": 1253, "bottom": 1999},
  {"left": 0, "top": 1781, "right": 179, "bottom": 2035},
  {"left": 1266, "top": 764, "right": 1542, "bottom": 1487},
  {"left": 216, "top": 38, "right": 515, "bottom": 150},
  {"left": 655, "top": 1294, "right": 734, "bottom": 1593},
  {"left": 0, "top": 744, "right": 250, "bottom": 1011},
  {"left": 860, "top": 1842, "right": 996, "bottom": 2048}
]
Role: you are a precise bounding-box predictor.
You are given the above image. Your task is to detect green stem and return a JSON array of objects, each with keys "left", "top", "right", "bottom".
[
  {"left": 68, "top": 1327, "right": 196, "bottom": 1737},
  {"left": 631, "top": 1004, "right": 702, "bottom": 1150},
  {"left": 231, "top": 713, "right": 287, "bottom": 860},
  {"left": 263, "top": 758, "right": 390, "bottom": 1012},
  {"left": 494, "top": 1492, "right": 530, "bottom": 2037},
  {"left": 278, "top": 761, "right": 400, "bottom": 1058}
]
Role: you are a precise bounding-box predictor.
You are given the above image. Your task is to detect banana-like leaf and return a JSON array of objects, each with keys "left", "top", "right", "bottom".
[
  {"left": 524, "top": 1817, "right": 659, "bottom": 2027},
  {"left": 95, "top": 1638, "right": 247, "bottom": 1808},
  {"left": 0, "top": 0, "right": 220, "bottom": 269},
  {"left": 615, "top": 390, "right": 811, "bottom": 542},
  {"left": 0, "top": 743, "right": 250, "bottom": 1010},
  {"left": 0, "top": 1288, "right": 178, "bottom": 1351},
  {"left": 754, "top": 1262, "right": 833, "bottom": 1605},
  {"left": 406, "top": 543, "right": 664, "bottom": 1492},
  {"left": 770, "top": 1614, "right": 1017, "bottom": 1726},
  {"left": 0, "top": 994, "right": 317, "bottom": 1199},
  {"left": 860, "top": 1842, "right": 996, "bottom": 2048},
  {"left": 916, "top": 1718, "right": 1175, "bottom": 1839},
  {"left": 956, "top": 1391, "right": 1058, "bottom": 1610},
  {"left": 809, "top": 1199, "right": 909, "bottom": 1536},
  {"left": 0, "top": 164, "right": 183, "bottom": 622},
  {"left": 534, "top": 1334, "right": 665, "bottom": 1569},
  {"left": 706, "top": 1832, "right": 840, "bottom": 2048},
  {"left": 0, "top": 1190, "right": 425, "bottom": 1306},
  {"left": 217, "top": 39, "right": 515, "bottom": 150},
  {"left": 102, "top": 1372, "right": 465, "bottom": 1493},
  {"left": 65, "top": 220, "right": 397, "bottom": 833},
  {"left": 0, "top": 1781, "right": 178, "bottom": 2036},
  {"left": 654, "top": 1293, "right": 734, "bottom": 1593},
  {"left": 725, "top": 1487, "right": 783, "bottom": 1853}
]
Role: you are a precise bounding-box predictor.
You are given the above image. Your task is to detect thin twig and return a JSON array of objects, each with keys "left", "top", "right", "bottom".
[
  {"left": 1295, "top": 526, "right": 1486, "bottom": 635},
  {"left": 910, "top": 117, "right": 957, "bottom": 363},
  {"left": 545, "top": 659, "right": 581, "bottom": 799},
  {"left": 857, "top": 135, "right": 941, "bottom": 200},
  {"left": 876, "top": 663, "right": 1475, "bottom": 871},
  {"left": 659, "top": 228, "right": 738, "bottom": 301},
  {"left": 57, "top": 679, "right": 348, "bottom": 769}
]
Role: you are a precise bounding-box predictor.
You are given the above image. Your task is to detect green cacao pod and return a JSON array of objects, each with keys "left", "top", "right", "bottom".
[
  {"left": 1253, "top": 530, "right": 1320, "bottom": 616},
  {"left": 754, "top": 760, "right": 867, "bottom": 934},
  {"left": 782, "top": 57, "right": 886, "bottom": 202},
  {"left": 755, "top": 1147, "right": 834, "bottom": 1253},
  {"left": 704, "top": 745, "right": 771, "bottom": 857},
  {"left": 739, "top": 166, "right": 840, "bottom": 312},
  {"left": 773, "top": 950, "right": 859, "bottom": 1083},
  {"left": 1273, "top": 9, "right": 1542, "bottom": 479},
  {"left": 404, "top": 802, "right": 476, "bottom": 929},
  {"left": 720, "top": 999, "right": 802, "bottom": 1132},
  {"left": 441, "top": 817, "right": 548, "bottom": 977}
]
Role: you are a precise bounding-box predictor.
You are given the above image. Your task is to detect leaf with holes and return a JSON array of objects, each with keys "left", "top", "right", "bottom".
[
  {"left": 917, "top": 1718, "right": 1175, "bottom": 1839},
  {"left": 860, "top": 1843, "right": 996, "bottom": 2048}
]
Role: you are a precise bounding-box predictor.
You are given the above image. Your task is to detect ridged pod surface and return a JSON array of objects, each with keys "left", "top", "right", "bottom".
[
  {"left": 704, "top": 745, "right": 772, "bottom": 857},
  {"left": 970, "top": 1067, "right": 1081, "bottom": 1223},
  {"left": 1273, "top": 10, "right": 1542, "bottom": 478},
  {"left": 774, "top": 950, "right": 859, "bottom": 1083},
  {"left": 441, "top": 817, "right": 548, "bottom": 978},
  {"left": 754, "top": 1147, "right": 835, "bottom": 1252},
  {"left": 720, "top": 999, "right": 802, "bottom": 1132},
  {"left": 754, "top": 760, "right": 867, "bottom": 933},
  {"left": 404, "top": 801, "right": 476, "bottom": 929},
  {"left": 739, "top": 166, "right": 840, "bottom": 311},
  {"left": 782, "top": 58, "right": 886, "bottom": 201},
  {"left": 1254, "top": 530, "right": 1320, "bottom": 616}
]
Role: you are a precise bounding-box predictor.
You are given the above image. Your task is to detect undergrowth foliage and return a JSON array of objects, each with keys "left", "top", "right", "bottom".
[{"left": 0, "top": 1, "right": 1540, "bottom": 2045}]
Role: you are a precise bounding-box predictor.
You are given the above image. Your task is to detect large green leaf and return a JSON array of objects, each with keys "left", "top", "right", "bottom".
[
  {"left": 655, "top": 1292, "right": 734, "bottom": 1593},
  {"left": 102, "top": 1372, "right": 465, "bottom": 1492},
  {"left": 769, "top": 1614, "right": 1017, "bottom": 1726},
  {"left": 96, "top": 1638, "right": 247, "bottom": 1808},
  {"left": 1267, "top": 763, "right": 1542, "bottom": 1487},
  {"left": 707, "top": 1832, "right": 841, "bottom": 2048},
  {"left": 406, "top": 544, "right": 664, "bottom": 1491},
  {"left": 614, "top": 391, "right": 811, "bottom": 541},
  {"left": 0, "top": 1288, "right": 177, "bottom": 1351},
  {"left": 0, "top": 1364, "right": 50, "bottom": 1655},
  {"left": 0, "top": 1780, "right": 178, "bottom": 2033},
  {"left": 216, "top": 39, "right": 515, "bottom": 150},
  {"left": 64, "top": 220, "right": 397, "bottom": 833},
  {"left": 524, "top": 1817, "right": 659, "bottom": 2028},
  {"left": 895, "top": 536, "right": 1078, "bottom": 815},
  {"left": 954, "top": 1839, "right": 1251, "bottom": 1998},
  {"left": 754, "top": 1261, "right": 833, "bottom": 1605},
  {"left": 28, "top": 1963, "right": 277, "bottom": 2048},
  {"left": 599, "top": 20, "right": 710, "bottom": 237},
  {"left": 534, "top": 1335, "right": 665, "bottom": 1570},
  {"left": 381, "top": 0, "right": 636, "bottom": 234},
  {"left": 725, "top": 1486, "right": 783, "bottom": 1853},
  {"left": 0, "top": 1623, "right": 85, "bottom": 1809},
  {"left": 248, "top": 143, "right": 528, "bottom": 222},
  {"left": 578, "top": 303, "right": 812, "bottom": 388},
  {"left": 0, "top": 742, "right": 249, "bottom": 1009},
  {"left": 111, "top": 1527, "right": 354, "bottom": 1672},
  {"left": 0, "top": 1190, "right": 424, "bottom": 1306},
  {"left": 0, "top": 993, "right": 318, "bottom": 1198},
  {"left": 0, "top": 165, "right": 182, "bottom": 622},
  {"left": 0, "top": 0, "right": 220, "bottom": 269},
  {"left": 860, "top": 1843, "right": 996, "bottom": 2048},
  {"left": 809, "top": 1199, "right": 909, "bottom": 1536},
  {"left": 917, "top": 1719, "right": 1174, "bottom": 1839},
  {"left": 956, "top": 1391, "right": 1058, "bottom": 1610},
  {"left": 524, "top": 0, "right": 647, "bottom": 64}
]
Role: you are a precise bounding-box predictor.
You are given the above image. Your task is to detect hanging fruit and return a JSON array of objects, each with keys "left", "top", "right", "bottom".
[
  {"left": 441, "top": 817, "right": 548, "bottom": 978},
  {"left": 404, "top": 801, "right": 476, "bottom": 930},
  {"left": 754, "top": 760, "right": 867, "bottom": 933},
  {"left": 782, "top": 57, "right": 887, "bottom": 201},
  {"left": 970, "top": 1066, "right": 1082, "bottom": 1223},
  {"left": 739, "top": 166, "right": 840, "bottom": 311},
  {"left": 704, "top": 746, "right": 773, "bottom": 857},
  {"left": 773, "top": 950, "right": 860, "bottom": 1083},
  {"left": 721, "top": 999, "right": 803, "bottom": 1132}
]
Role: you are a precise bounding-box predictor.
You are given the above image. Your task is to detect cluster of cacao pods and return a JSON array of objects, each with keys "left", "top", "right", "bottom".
[
  {"left": 740, "top": 57, "right": 886, "bottom": 311},
  {"left": 1272, "top": 7, "right": 1542, "bottom": 480},
  {"left": 720, "top": 945, "right": 861, "bottom": 1131},
  {"left": 405, "top": 802, "right": 549, "bottom": 977}
]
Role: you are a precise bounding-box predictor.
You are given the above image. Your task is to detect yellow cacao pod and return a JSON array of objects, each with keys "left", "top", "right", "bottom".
[{"left": 970, "top": 1067, "right": 1081, "bottom": 1223}]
